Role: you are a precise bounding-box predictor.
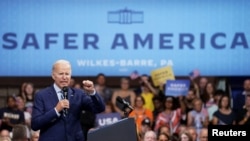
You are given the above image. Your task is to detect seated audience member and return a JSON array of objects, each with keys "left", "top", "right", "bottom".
[
  {"left": 197, "top": 77, "right": 208, "bottom": 96},
  {"left": 129, "top": 95, "right": 153, "bottom": 134},
  {"left": 140, "top": 81, "right": 157, "bottom": 112},
  {"left": 0, "top": 136, "right": 11, "bottom": 141},
  {"left": 187, "top": 98, "right": 209, "bottom": 135},
  {"left": 15, "top": 96, "right": 32, "bottom": 128},
  {"left": 140, "top": 118, "right": 153, "bottom": 141},
  {"left": 69, "top": 78, "right": 76, "bottom": 87},
  {"left": 12, "top": 124, "right": 30, "bottom": 141},
  {"left": 73, "top": 82, "right": 82, "bottom": 89},
  {"left": 94, "top": 73, "right": 113, "bottom": 103},
  {"left": 207, "top": 89, "right": 225, "bottom": 122},
  {"left": 182, "top": 87, "right": 197, "bottom": 124},
  {"left": 200, "top": 82, "right": 216, "bottom": 109},
  {"left": 157, "top": 125, "right": 171, "bottom": 137},
  {"left": 199, "top": 128, "right": 208, "bottom": 141},
  {"left": 179, "top": 130, "right": 193, "bottom": 141},
  {"left": 21, "top": 82, "right": 36, "bottom": 109},
  {"left": 211, "top": 95, "right": 236, "bottom": 125},
  {"left": 152, "top": 96, "right": 164, "bottom": 128},
  {"left": 186, "top": 126, "right": 198, "bottom": 141},
  {"left": 233, "top": 79, "right": 250, "bottom": 114},
  {"left": 176, "top": 124, "right": 187, "bottom": 134},
  {"left": 103, "top": 101, "right": 115, "bottom": 114},
  {"left": 143, "top": 130, "right": 157, "bottom": 141},
  {"left": 0, "top": 96, "right": 25, "bottom": 132},
  {"left": 111, "top": 77, "right": 136, "bottom": 118},
  {"left": 170, "top": 133, "right": 179, "bottom": 141},
  {"left": 237, "top": 94, "right": 250, "bottom": 125},
  {"left": 157, "top": 132, "right": 170, "bottom": 141},
  {"left": 0, "top": 129, "right": 11, "bottom": 141},
  {"left": 134, "top": 74, "right": 157, "bottom": 96},
  {"left": 154, "top": 96, "right": 183, "bottom": 134}
]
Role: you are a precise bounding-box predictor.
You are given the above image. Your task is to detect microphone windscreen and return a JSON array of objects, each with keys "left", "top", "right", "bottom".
[
  {"left": 62, "top": 86, "right": 68, "bottom": 92},
  {"left": 62, "top": 87, "right": 68, "bottom": 99}
]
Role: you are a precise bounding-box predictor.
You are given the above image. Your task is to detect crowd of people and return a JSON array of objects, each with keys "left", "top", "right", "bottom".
[
  {"left": 0, "top": 63, "right": 250, "bottom": 141},
  {"left": 0, "top": 82, "right": 39, "bottom": 141}
]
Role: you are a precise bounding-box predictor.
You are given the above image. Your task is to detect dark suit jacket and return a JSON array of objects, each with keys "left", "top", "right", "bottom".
[
  {"left": 233, "top": 91, "right": 245, "bottom": 114},
  {"left": 31, "top": 85, "right": 105, "bottom": 141}
]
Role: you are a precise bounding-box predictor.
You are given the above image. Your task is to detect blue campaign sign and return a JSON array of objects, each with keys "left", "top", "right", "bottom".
[
  {"left": 0, "top": 0, "right": 250, "bottom": 76},
  {"left": 95, "top": 113, "right": 121, "bottom": 127},
  {"left": 165, "top": 80, "right": 190, "bottom": 96}
]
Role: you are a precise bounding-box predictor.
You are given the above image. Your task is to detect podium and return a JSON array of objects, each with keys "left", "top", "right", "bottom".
[{"left": 87, "top": 117, "right": 138, "bottom": 141}]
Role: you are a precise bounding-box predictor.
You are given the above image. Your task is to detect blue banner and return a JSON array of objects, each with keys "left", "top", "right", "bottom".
[
  {"left": 165, "top": 80, "right": 190, "bottom": 96},
  {"left": 95, "top": 113, "right": 121, "bottom": 127},
  {"left": 0, "top": 0, "right": 250, "bottom": 76}
]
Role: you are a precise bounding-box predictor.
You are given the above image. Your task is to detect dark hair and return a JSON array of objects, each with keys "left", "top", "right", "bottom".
[
  {"left": 105, "top": 101, "right": 115, "bottom": 112},
  {"left": 218, "top": 95, "right": 231, "bottom": 109},
  {"left": 6, "top": 95, "right": 16, "bottom": 103},
  {"left": 157, "top": 132, "right": 170, "bottom": 141},
  {"left": 201, "top": 82, "right": 215, "bottom": 104},
  {"left": 22, "top": 82, "right": 35, "bottom": 102},
  {"left": 163, "top": 96, "right": 179, "bottom": 110},
  {"left": 188, "top": 86, "right": 197, "bottom": 95},
  {"left": 214, "top": 89, "right": 226, "bottom": 96},
  {"left": 171, "top": 132, "right": 179, "bottom": 141},
  {"left": 153, "top": 95, "right": 163, "bottom": 102},
  {"left": 141, "top": 117, "right": 151, "bottom": 126},
  {"left": 157, "top": 124, "right": 170, "bottom": 136},
  {"left": 96, "top": 73, "right": 105, "bottom": 78},
  {"left": 135, "top": 95, "right": 145, "bottom": 105}
]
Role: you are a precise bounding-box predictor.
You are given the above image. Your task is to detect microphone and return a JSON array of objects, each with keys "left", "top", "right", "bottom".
[
  {"left": 116, "top": 96, "right": 134, "bottom": 110},
  {"left": 62, "top": 86, "right": 68, "bottom": 115}
]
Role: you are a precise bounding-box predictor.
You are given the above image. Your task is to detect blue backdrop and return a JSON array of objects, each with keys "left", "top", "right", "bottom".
[{"left": 0, "top": 0, "right": 249, "bottom": 76}]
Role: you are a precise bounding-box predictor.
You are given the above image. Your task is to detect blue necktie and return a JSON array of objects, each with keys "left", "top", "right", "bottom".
[{"left": 60, "top": 92, "right": 67, "bottom": 117}]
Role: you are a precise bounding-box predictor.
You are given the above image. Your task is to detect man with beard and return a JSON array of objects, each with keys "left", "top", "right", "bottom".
[{"left": 181, "top": 87, "right": 197, "bottom": 124}]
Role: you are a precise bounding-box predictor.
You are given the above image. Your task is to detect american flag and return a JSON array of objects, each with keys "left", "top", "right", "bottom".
[
  {"left": 189, "top": 69, "right": 200, "bottom": 80},
  {"left": 130, "top": 70, "right": 139, "bottom": 80}
]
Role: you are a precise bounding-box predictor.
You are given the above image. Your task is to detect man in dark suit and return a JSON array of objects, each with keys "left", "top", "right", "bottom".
[
  {"left": 233, "top": 79, "right": 250, "bottom": 114},
  {"left": 31, "top": 59, "right": 105, "bottom": 141}
]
